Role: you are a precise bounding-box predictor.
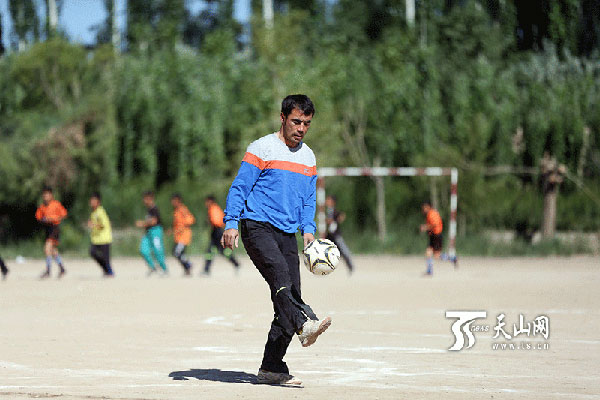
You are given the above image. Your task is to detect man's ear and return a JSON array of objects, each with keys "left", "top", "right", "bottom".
[{"left": 280, "top": 112, "right": 285, "bottom": 123}]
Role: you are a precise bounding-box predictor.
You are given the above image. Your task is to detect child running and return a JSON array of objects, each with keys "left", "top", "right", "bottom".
[
  {"left": 136, "top": 191, "right": 168, "bottom": 276},
  {"left": 35, "top": 186, "right": 68, "bottom": 279},
  {"left": 420, "top": 202, "right": 457, "bottom": 276},
  {"left": 170, "top": 193, "right": 195, "bottom": 276},
  {"left": 203, "top": 195, "right": 239, "bottom": 275},
  {"left": 88, "top": 192, "right": 114, "bottom": 277}
]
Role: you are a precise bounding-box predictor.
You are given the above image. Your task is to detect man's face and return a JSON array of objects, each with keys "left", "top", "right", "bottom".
[
  {"left": 280, "top": 108, "right": 313, "bottom": 147},
  {"left": 90, "top": 197, "right": 100, "bottom": 209},
  {"left": 143, "top": 196, "right": 154, "bottom": 208},
  {"left": 171, "top": 198, "right": 180, "bottom": 208},
  {"left": 42, "top": 191, "right": 53, "bottom": 204},
  {"left": 422, "top": 204, "right": 430, "bottom": 215}
]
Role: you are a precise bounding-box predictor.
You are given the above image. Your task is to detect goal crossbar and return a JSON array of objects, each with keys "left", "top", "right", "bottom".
[{"left": 317, "top": 167, "right": 458, "bottom": 257}]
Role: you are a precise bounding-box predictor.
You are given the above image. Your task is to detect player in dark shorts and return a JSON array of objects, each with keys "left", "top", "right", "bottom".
[
  {"left": 88, "top": 192, "right": 114, "bottom": 277},
  {"left": 429, "top": 232, "right": 443, "bottom": 252},
  {"left": 170, "top": 193, "right": 195, "bottom": 275},
  {"left": 136, "top": 191, "right": 168, "bottom": 275},
  {"left": 420, "top": 202, "right": 457, "bottom": 276},
  {"left": 325, "top": 195, "right": 354, "bottom": 274},
  {"left": 203, "top": 196, "right": 239, "bottom": 275},
  {"left": 222, "top": 95, "right": 331, "bottom": 386},
  {"left": 35, "top": 186, "right": 68, "bottom": 279},
  {"left": 0, "top": 255, "right": 8, "bottom": 280}
]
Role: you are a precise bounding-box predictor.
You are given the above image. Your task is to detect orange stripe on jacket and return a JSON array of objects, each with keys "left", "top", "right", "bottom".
[
  {"left": 242, "top": 152, "right": 316, "bottom": 176},
  {"left": 426, "top": 209, "right": 443, "bottom": 235}
]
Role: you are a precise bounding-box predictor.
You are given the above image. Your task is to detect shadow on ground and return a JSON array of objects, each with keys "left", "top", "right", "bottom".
[
  {"left": 169, "top": 369, "right": 258, "bottom": 384},
  {"left": 169, "top": 368, "right": 303, "bottom": 388}
]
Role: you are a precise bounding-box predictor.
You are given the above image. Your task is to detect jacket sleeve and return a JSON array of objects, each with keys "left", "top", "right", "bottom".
[
  {"left": 35, "top": 206, "right": 44, "bottom": 221},
  {"left": 93, "top": 210, "right": 102, "bottom": 230},
  {"left": 300, "top": 174, "right": 317, "bottom": 235},
  {"left": 186, "top": 209, "right": 196, "bottom": 226},
  {"left": 59, "top": 203, "right": 68, "bottom": 220},
  {"left": 223, "top": 155, "right": 262, "bottom": 231}
]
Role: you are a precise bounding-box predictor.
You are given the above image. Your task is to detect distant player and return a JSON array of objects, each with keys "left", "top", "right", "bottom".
[
  {"left": 203, "top": 195, "right": 239, "bottom": 275},
  {"left": 0, "top": 255, "right": 8, "bottom": 280},
  {"left": 325, "top": 195, "right": 354, "bottom": 274},
  {"left": 170, "top": 193, "right": 195, "bottom": 276},
  {"left": 222, "top": 94, "right": 331, "bottom": 386},
  {"left": 88, "top": 192, "right": 114, "bottom": 277},
  {"left": 136, "top": 191, "right": 168, "bottom": 275},
  {"left": 35, "top": 186, "right": 68, "bottom": 279},
  {"left": 420, "top": 202, "right": 457, "bottom": 276}
]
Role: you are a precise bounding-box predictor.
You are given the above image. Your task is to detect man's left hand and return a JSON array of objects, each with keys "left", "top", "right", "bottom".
[{"left": 303, "top": 232, "right": 315, "bottom": 249}]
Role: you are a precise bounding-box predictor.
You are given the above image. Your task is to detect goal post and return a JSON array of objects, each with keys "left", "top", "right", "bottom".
[{"left": 316, "top": 167, "right": 458, "bottom": 257}]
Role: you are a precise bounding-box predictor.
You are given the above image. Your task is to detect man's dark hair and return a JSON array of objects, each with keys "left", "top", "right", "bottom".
[
  {"left": 143, "top": 190, "right": 155, "bottom": 198},
  {"left": 422, "top": 201, "right": 431, "bottom": 207},
  {"left": 327, "top": 194, "right": 337, "bottom": 202},
  {"left": 91, "top": 191, "right": 101, "bottom": 200},
  {"left": 281, "top": 94, "right": 315, "bottom": 118},
  {"left": 42, "top": 185, "right": 53, "bottom": 193},
  {"left": 171, "top": 193, "right": 182, "bottom": 200},
  {"left": 205, "top": 195, "right": 216, "bottom": 202}
]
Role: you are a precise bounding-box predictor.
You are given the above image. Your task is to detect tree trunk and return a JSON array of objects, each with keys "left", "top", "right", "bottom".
[
  {"left": 110, "top": 0, "right": 120, "bottom": 52},
  {"left": 47, "top": 0, "right": 58, "bottom": 37},
  {"left": 541, "top": 154, "right": 565, "bottom": 239},
  {"left": 405, "top": 0, "right": 415, "bottom": 26},
  {"left": 542, "top": 188, "right": 557, "bottom": 238},
  {"left": 0, "top": 12, "right": 5, "bottom": 55},
  {"left": 263, "top": 0, "right": 273, "bottom": 28},
  {"left": 374, "top": 175, "right": 386, "bottom": 241},
  {"left": 577, "top": 126, "right": 590, "bottom": 179},
  {"left": 430, "top": 176, "right": 439, "bottom": 211}
]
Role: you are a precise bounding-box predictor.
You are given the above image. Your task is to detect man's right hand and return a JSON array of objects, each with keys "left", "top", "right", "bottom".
[{"left": 221, "top": 228, "right": 239, "bottom": 250}]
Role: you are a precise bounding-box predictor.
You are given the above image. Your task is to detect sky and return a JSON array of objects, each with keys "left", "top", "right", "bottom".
[{"left": 0, "top": 0, "right": 251, "bottom": 50}]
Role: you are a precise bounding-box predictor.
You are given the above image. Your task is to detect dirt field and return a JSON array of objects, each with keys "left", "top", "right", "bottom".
[{"left": 1, "top": 254, "right": 599, "bottom": 400}]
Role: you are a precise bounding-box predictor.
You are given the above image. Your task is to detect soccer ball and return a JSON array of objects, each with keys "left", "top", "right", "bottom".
[{"left": 303, "top": 238, "right": 340, "bottom": 275}]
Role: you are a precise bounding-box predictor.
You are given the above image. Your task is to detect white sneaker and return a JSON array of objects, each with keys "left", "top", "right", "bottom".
[
  {"left": 298, "top": 317, "right": 332, "bottom": 347},
  {"left": 257, "top": 369, "right": 302, "bottom": 386}
]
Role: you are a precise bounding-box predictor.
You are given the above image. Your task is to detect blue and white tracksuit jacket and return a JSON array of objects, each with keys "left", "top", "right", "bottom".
[{"left": 224, "top": 133, "right": 317, "bottom": 235}]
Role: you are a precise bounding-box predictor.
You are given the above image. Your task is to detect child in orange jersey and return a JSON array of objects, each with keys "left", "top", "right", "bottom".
[
  {"left": 420, "top": 202, "right": 457, "bottom": 276},
  {"left": 170, "top": 193, "right": 195, "bottom": 275},
  {"left": 35, "top": 186, "right": 68, "bottom": 279},
  {"left": 203, "top": 195, "right": 239, "bottom": 275}
]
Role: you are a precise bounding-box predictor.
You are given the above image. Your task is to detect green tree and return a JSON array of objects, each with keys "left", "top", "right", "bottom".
[{"left": 9, "top": 0, "right": 39, "bottom": 50}]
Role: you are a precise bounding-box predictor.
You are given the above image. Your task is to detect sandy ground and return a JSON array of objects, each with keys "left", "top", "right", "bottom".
[{"left": 0, "top": 254, "right": 599, "bottom": 400}]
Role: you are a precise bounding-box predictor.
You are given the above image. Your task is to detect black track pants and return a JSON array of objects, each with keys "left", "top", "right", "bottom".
[
  {"left": 240, "top": 219, "right": 317, "bottom": 374},
  {"left": 90, "top": 244, "right": 112, "bottom": 274}
]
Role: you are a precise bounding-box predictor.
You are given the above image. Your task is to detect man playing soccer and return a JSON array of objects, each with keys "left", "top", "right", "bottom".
[
  {"left": 88, "top": 192, "right": 114, "bottom": 277},
  {"left": 325, "top": 195, "right": 355, "bottom": 274},
  {"left": 35, "top": 186, "right": 68, "bottom": 279},
  {"left": 170, "top": 193, "right": 195, "bottom": 276},
  {"left": 222, "top": 94, "right": 331, "bottom": 386},
  {"left": 420, "top": 202, "right": 457, "bottom": 276},
  {"left": 136, "top": 191, "right": 168, "bottom": 275},
  {"left": 203, "top": 195, "right": 239, "bottom": 275},
  {"left": 0, "top": 255, "right": 8, "bottom": 280}
]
